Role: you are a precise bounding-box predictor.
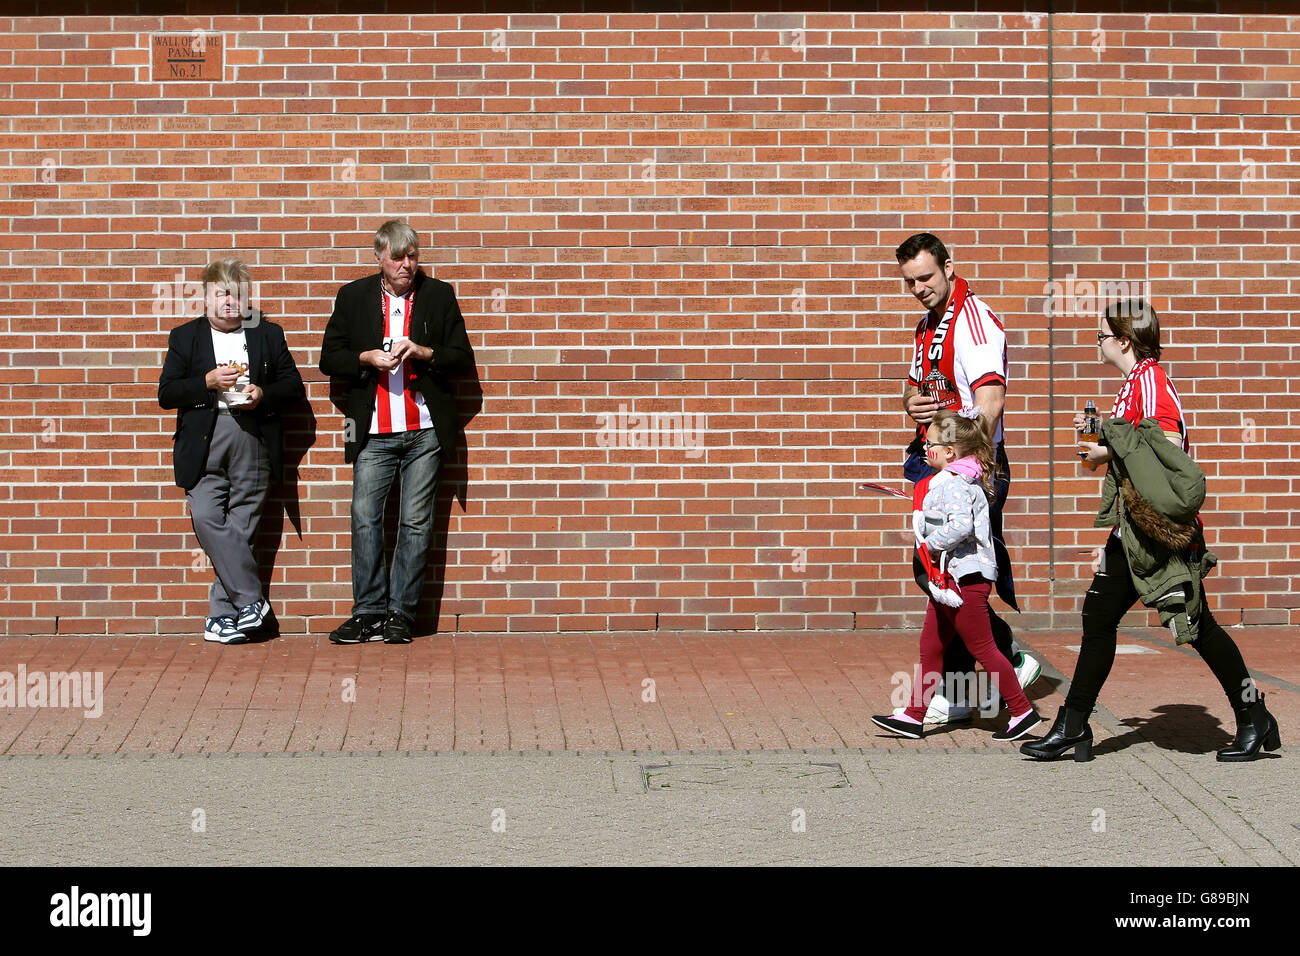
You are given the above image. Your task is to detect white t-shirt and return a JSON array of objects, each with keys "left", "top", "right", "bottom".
[{"left": 210, "top": 326, "right": 250, "bottom": 410}]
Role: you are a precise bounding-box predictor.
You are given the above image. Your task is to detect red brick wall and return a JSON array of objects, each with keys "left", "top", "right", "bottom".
[
  {"left": 1, "top": 11, "right": 1296, "bottom": 637},
  {"left": 1048, "top": 12, "right": 1300, "bottom": 629}
]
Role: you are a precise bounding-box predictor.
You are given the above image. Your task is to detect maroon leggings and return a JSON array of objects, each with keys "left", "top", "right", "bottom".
[{"left": 904, "top": 580, "right": 1031, "bottom": 721}]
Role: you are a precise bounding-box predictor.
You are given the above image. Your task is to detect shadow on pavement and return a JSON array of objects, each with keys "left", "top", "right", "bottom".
[{"left": 1093, "top": 703, "right": 1241, "bottom": 757}]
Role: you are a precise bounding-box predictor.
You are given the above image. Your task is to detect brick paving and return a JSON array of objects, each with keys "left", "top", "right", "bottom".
[
  {"left": 0, "top": 627, "right": 1293, "bottom": 757},
  {"left": 1, "top": 627, "right": 1293, "bottom": 867}
]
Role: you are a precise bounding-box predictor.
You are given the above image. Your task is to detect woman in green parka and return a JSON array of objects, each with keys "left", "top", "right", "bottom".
[{"left": 1022, "top": 299, "right": 1281, "bottom": 762}]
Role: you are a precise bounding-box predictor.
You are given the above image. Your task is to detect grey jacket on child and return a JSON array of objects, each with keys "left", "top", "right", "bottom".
[{"left": 915, "top": 468, "right": 999, "bottom": 583}]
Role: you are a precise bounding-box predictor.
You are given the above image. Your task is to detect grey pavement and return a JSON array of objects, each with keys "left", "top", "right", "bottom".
[{"left": 0, "top": 741, "right": 1293, "bottom": 866}]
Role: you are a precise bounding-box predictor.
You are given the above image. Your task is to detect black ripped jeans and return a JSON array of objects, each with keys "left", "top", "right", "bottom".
[{"left": 1065, "top": 533, "right": 1255, "bottom": 715}]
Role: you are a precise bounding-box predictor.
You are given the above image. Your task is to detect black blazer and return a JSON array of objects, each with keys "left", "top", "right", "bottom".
[
  {"left": 158, "top": 314, "right": 306, "bottom": 490},
  {"left": 319, "top": 271, "right": 474, "bottom": 463}
]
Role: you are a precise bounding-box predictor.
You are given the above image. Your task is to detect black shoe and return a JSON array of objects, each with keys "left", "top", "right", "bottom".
[
  {"left": 870, "top": 714, "right": 924, "bottom": 739},
  {"left": 328, "top": 614, "right": 385, "bottom": 644},
  {"left": 993, "top": 709, "right": 1043, "bottom": 741},
  {"left": 383, "top": 614, "right": 413, "bottom": 644},
  {"left": 1020, "top": 705, "right": 1093, "bottom": 761},
  {"left": 1217, "top": 694, "right": 1282, "bottom": 762}
]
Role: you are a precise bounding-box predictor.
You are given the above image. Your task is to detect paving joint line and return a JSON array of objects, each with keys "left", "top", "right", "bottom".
[
  {"left": 1, "top": 746, "right": 1077, "bottom": 761},
  {"left": 1018, "top": 634, "right": 1277, "bottom": 866},
  {"left": 1116, "top": 628, "right": 1293, "bottom": 862},
  {"left": 1134, "top": 746, "right": 1290, "bottom": 865}
]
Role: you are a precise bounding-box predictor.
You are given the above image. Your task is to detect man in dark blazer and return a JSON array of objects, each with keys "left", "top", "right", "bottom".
[
  {"left": 319, "top": 219, "right": 474, "bottom": 645},
  {"left": 158, "top": 259, "right": 305, "bottom": 644}
]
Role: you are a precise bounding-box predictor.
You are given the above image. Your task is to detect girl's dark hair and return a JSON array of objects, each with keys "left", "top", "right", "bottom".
[
  {"left": 930, "top": 410, "right": 997, "bottom": 501},
  {"left": 1103, "top": 298, "right": 1161, "bottom": 362}
]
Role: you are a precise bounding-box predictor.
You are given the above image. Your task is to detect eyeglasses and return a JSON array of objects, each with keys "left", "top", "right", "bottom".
[
  {"left": 922, "top": 441, "right": 950, "bottom": 449},
  {"left": 1096, "top": 332, "right": 1119, "bottom": 345}
]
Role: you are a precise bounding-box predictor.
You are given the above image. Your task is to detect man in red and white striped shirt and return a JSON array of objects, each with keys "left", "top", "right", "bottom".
[
  {"left": 370, "top": 272, "right": 436, "bottom": 436},
  {"left": 894, "top": 233, "right": 1040, "bottom": 723},
  {"left": 320, "top": 220, "right": 475, "bottom": 645}
]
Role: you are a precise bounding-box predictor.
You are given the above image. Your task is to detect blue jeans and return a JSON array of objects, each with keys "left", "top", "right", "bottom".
[{"left": 351, "top": 428, "right": 442, "bottom": 623}]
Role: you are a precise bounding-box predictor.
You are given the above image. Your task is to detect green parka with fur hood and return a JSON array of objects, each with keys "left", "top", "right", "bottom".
[{"left": 1093, "top": 417, "right": 1218, "bottom": 645}]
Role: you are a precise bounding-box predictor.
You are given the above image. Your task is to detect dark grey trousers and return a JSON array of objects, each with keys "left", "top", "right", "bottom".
[{"left": 186, "top": 412, "right": 270, "bottom": 618}]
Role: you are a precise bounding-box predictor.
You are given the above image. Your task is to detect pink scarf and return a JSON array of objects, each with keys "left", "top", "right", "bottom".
[{"left": 946, "top": 455, "right": 982, "bottom": 482}]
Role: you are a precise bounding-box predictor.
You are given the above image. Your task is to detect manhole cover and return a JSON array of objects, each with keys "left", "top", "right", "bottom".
[{"left": 642, "top": 761, "right": 848, "bottom": 792}]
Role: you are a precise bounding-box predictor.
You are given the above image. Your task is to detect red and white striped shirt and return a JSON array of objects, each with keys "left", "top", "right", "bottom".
[
  {"left": 908, "top": 290, "right": 1009, "bottom": 443},
  {"left": 1110, "top": 357, "right": 1188, "bottom": 453},
  {"left": 369, "top": 286, "right": 434, "bottom": 436}
]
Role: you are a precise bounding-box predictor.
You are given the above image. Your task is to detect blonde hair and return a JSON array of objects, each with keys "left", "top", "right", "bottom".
[
  {"left": 930, "top": 410, "right": 997, "bottom": 500},
  {"left": 200, "top": 257, "right": 252, "bottom": 290}
]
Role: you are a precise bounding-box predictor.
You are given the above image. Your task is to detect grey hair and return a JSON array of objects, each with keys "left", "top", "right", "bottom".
[{"left": 374, "top": 219, "right": 419, "bottom": 258}]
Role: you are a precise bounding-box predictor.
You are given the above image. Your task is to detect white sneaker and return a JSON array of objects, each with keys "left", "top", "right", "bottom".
[
  {"left": 978, "top": 652, "right": 1044, "bottom": 714},
  {"left": 1016, "top": 652, "right": 1043, "bottom": 689},
  {"left": 893, "top": 693, "right": 973, "bottom": 725},
  {"left": 937, "top": 701, "right": 974, "bottom": 724},
  {"left": 235, "top": 598, "right": 270, "bottom": 633},
  {"left": 204, "top": 616, "right": 248, "bottom": 645}
]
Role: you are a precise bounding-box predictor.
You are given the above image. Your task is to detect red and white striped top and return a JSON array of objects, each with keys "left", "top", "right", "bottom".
[
  {"left": 908, "top": 290, "right": 1009, "bottom": 443},
  {"left": 1110, "top": 357, "right": 1188, "bottom": 453},
  {"left": 369, "top": 286, "right": 434, "bottom": 437}
]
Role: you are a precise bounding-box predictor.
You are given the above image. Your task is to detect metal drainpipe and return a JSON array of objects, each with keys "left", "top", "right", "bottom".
[{"left": 1047, "top": 2, "right": 1056, "bottom": 613}]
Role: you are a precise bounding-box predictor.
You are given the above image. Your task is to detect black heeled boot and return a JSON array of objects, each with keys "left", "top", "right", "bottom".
[
  {"left": 1217, "top": 694, "right": 1282, "bottom": 762},
  {"left": 1020, "top": 705, "right": 1093, "bottom": 761}
]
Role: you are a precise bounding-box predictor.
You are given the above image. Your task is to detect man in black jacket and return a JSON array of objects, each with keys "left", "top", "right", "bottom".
[
  {"left": 158, "top": 259, "right": 305, "bottom": 644},
  {"left": 319, "top": 220, "right": 475, "bottom": 644}
]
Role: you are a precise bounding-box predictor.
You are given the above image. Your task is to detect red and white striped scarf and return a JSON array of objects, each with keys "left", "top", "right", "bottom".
[{"left": 912, "top": 276, "right": 970, "bottom": 439}]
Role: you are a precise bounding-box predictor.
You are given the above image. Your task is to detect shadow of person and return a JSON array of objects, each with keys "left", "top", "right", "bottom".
[
  {"left": 412, "top": 362, "right": 483, "bottom": 637},
  {"left": 1090, "top": 702, "right": 1268, "bottom": 757},
  {"left": 253, "top": 399, "right": 318, "bottom": 638},
  {"left": 1028, "top": 675, "right": 1060, "bottom": 706}
]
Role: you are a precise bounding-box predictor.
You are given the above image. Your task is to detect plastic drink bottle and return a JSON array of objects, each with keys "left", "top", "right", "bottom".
[{"left": 1080, "top": 400, "right": 1100, "bottom": 470}]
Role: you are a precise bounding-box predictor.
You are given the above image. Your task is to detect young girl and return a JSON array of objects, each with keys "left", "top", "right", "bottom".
[{"left": 872, "top": 409, "right": 1042, "bottom": 741}]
